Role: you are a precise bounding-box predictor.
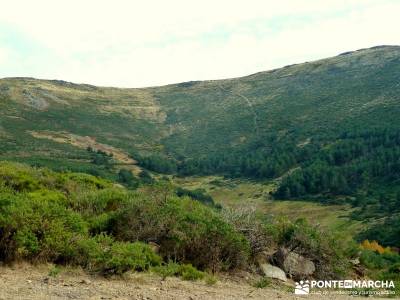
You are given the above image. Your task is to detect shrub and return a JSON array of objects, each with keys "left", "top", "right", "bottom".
[
  {"left": 360, "top": 249, "right": 400, "bottom": 269},
  {"left": 151, "top": 261, "right": 205, "bottom": 281},
  {"left": 117, "top": 169, "right": 139, "bottom": 189},
  {"left": 151, "top": 262, "right": 181, "bottom": 279},
  {"left": 48, "top": 265, "right": 62, "bottom": 277},
  {"left": 0, "top": 164, "right": 162, "bottom": 276},
  {"left": 61, "top": 173, "right": 111, "bottom": 190},
  {"left": 71, "top": 234, "right": 161, "bottom": 275},
  {"left": 270, "top": 217, "right": 353, "bottom": 279},
  {"left": 205, "top": 274, "right": 218, "bottom": 285},
  {"left": 138, "top": 170, "right": 154, "bottom": 184},
  {"left": 252, "top": 277, "right": 271, "bottom": 288},
  {"left": 176, "top": 187, "right": 215, "bottom": 206},
  {"left": 113, "top": 195, "right": 250, "bottom": 272},
  {"left": 0, "top": 188, "right": 87, "bottom": 262},
  {"left": 221, "top": 206, "right": 273, "bottom": 257},
  {"left": 68, "top": 188, "right": 128, "bottom": 234},
  {"left": 180, "top": 264, "right": 205, "bottom": 281},
  {"left": 0, "top": 162, "right": 43, "bottom": 192}
]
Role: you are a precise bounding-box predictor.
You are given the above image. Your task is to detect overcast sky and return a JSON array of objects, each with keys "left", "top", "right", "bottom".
[{"left": 0, "top": 0, "right": 399, "bottom": 87}]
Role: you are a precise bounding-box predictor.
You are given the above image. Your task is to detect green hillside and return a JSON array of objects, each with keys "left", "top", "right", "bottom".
[
  {"left": 1, "top": 45, "right": 400, "bottom": 247},
  {"left": 1, "top": 46, "right": 399, "bottom": 162}
]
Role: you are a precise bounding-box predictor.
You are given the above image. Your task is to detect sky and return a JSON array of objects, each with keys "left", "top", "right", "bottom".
[{"left": 1, "top": 0, "right": 400, "bottom": 88}]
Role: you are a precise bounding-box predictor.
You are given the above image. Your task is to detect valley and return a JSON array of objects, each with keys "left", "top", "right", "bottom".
[
  {"left": 1, "top": 45, "right": 400, "bottom": 298},
  {"left": 175, "top": 176, "right": 362, "bottom": 238}
]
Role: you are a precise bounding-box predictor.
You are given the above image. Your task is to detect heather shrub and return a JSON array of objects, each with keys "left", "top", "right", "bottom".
[
  {"left": 70, "top": 234, "right": 161, "bottom": 275},
  {"left": 0, "top": 187, "right": 87, "bottom": 262},
  {"left": 270, "top": 217, "right": 353, "bottom": 279},
  {"left": 151, "top": 261, "right": 205, "bottom": 281},
  {"left": 113, "top": 195, "right": 250, "bottom": 272},
  {"left": 221, "top": 206, "right": 273, "bottom": 257},
  {"left": 0, "top": 163, "right": 160, "bottom": 276}
]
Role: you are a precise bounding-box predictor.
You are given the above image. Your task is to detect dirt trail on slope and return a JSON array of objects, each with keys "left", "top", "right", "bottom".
[
  {"left": 218, "top": 84, "right": 260, "bottom": 135},
  {"left": 0, "top": 264, "right": 386, "bottom": 300}
]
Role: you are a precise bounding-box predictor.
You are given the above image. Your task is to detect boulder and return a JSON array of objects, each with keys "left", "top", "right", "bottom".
[
  {"left": 258, "top": 263, "right": 287, "bottom": 282},
  {"left": 273, "top": 248, "right": 315, "bottom": 280},
  {"left": 148, "top": 242, "right": 160, "bottom": 254}
]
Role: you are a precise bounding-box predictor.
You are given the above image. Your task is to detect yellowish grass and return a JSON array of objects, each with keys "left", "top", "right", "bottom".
[
  {"left": 174, "top": 176, "right": 362, "bottom": 236},
  {"left": 29, "top": 130, "right": 141, "bottom": 174}
]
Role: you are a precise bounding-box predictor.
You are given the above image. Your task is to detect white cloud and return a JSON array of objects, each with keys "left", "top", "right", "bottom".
[{"left": 0, "top": 0, "right": 399, "bottom": 87}]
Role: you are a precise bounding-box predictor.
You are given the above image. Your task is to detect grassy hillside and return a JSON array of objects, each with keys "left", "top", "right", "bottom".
[
  {"left": 1, "top": 45, "right": 400, "bottom": 247},
  {"left": 155, "top": 46, "right": 400, "bottom": 158},
  {"left": 1, "top": 46, "right": 399, "bottom": 162}
]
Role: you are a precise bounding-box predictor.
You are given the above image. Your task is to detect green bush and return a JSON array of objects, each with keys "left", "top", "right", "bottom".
[
  {"left": 117, "top": 169, "right": 139, "bottom": 189},
  {"left": 360, "top": 249, "right": 400, "bottom": 269},
  {"left": 0, "top": 187, "right": 87, "bottom": 262},
  {"left": 48, "top": 265, "right": 62, "bottom": 277},
  {"left": 0, "top": 161, "right": 359, "bottom": 281},
  {"left": 151, "top": 262, "right": 181, "bottom": 279},
  {"left": 113, "top": 195, "right": 250, "bottom": 272},
  {"left": 176, "top": 187, "right": 215, "bottom": 206},
  {"left": 0, "top": 162, "right": 112, "bottom": 194},
  {"left": 270, "top": 217, "right": 354, "bottom": 279},
  {"left": 360, "top": 251, "right": 400, "bottom": 296},
  {"left": 205, "top": 274, "right": 218, "bottom": 285},
  {"left": 68, "top": 188, "right": 128, "bottom": 234},
  {"left": 222, "top": 207, "right": 273, "bottom": 257},
  {"left": 151, "top": 262, "right": 205, "bottom": 281},
  {"left": 0, "top": 162, "right": 43, "bottom": 192},
  {"left": 71, "top": 234, "right": 161, "bottom": 275},
  {"left": 180, "top": 264, "right": 205, "bottom": 281},
  {"left": 252, "top": 277, "right": 271, "bottom": 288},
  {"left": 0, "top": 163, "right": 160, "bottom": 276}
]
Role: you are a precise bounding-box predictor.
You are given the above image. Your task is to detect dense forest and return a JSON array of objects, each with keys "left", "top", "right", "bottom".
[
  {"left": 137, "top": 127, "right": 400, "bottom": 202},
  {"left": 275, "top": 128, "right": 400, "bottom": 199},
  {"left": 136, "top": 127, "right": 400, "bottom": 248}
]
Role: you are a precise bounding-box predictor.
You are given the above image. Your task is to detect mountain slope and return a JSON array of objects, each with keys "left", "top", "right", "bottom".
[
  {"left": 1, "top": 45, "right": 400, "bottom": 190},
  {"left": 155, "top": 45, "right": 400, "bottom": 158},
  {"left": 1, "top": 46, "right": 399, "bottom": 161},
  {"left": 1, "top": 46, "right": 400, "bottom": 247}
]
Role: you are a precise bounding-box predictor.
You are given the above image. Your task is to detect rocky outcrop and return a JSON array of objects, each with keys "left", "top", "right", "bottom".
[
  {"left": 148, "top": 242, "right": 160, "bottom": 254},
  {"left": 272, "top": 248, "right": 315, "bottom": 280},
  {"left": 258, "top": 263, "right": 287, "bottom": 282}
]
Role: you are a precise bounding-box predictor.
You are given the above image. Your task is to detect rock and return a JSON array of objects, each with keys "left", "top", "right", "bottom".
[
  {"left": 148, "top": 242, "right": 160, "bottom": 254},
  {"left": 258, "top": 263, "right": 287, "bottom": 282},
  {"left": 273, "top": 248, "right": 315, "bottom": 280}
]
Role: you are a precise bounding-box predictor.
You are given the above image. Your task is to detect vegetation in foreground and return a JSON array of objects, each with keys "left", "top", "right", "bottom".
[{"left": 0, "top": 161, "right": 398, "bottom": 295}]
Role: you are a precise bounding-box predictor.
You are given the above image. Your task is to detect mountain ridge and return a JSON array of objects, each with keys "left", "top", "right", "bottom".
[
  {"left": 1, "top": 45, "right": 400, "bottom": 163},
  {"left": 2, "top": 44, "right": 399, "bottom": 89}
]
